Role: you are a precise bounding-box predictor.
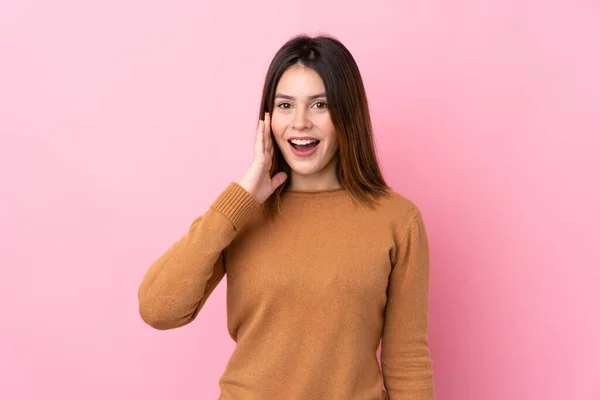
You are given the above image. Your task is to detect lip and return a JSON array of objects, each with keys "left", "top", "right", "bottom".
[
  {"left": 288, "top": 139, "right": 320, "bottom": 157},
  {"left": 288, "top": 136, "right": 320, "bottom": 140}
]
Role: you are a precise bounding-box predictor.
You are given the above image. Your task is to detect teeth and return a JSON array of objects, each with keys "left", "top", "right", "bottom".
[{"left": 290, "top": 139, "right": 318, "bottom": 145}]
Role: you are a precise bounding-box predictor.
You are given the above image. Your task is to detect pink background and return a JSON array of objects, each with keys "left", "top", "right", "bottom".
[{"left": 1, "top": 1, "right": 598, "bottom": 399}]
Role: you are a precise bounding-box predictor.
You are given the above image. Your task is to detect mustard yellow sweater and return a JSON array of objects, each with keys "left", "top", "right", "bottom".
[{"left": 138, "top": 181, "right": 435, "bottom": 399}]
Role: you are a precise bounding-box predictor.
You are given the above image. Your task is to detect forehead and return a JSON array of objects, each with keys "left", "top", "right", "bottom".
[{"left": 275, "top": 65, "right": 325, "bottom": 96}]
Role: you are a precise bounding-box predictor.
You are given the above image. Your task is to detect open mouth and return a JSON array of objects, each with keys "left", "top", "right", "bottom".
[
  {"left": 288, "top": 140, "right": 320, "bottom": 150},
  {"left": 287, "top": 140, "right": 321, "bottom": 156}
]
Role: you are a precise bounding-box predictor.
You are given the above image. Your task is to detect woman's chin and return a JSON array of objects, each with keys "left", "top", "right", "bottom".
[
  {"left": 286, "top": 163, "right": 321, "bottom": 176},
  {"left": 290, "top": 168, "right": 317, "bottom": 176}
]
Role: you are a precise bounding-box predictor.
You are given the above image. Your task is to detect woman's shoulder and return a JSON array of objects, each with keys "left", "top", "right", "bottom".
[{"left": 375, "top": 187, "right": 423, "bottom": 227}]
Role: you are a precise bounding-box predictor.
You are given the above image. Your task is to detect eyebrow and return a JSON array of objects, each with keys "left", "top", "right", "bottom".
[{"left": 274, "top": 92, "right": 326, "bottom": 100}]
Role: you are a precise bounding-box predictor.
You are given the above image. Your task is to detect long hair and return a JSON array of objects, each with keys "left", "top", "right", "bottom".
[{"left": 259, "top": 33, "right": 391, "bottom": 221}]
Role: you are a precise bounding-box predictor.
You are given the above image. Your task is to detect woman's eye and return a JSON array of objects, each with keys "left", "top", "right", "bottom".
[{"left": 276, "top": 102, "right": 327, "bottom": 110}]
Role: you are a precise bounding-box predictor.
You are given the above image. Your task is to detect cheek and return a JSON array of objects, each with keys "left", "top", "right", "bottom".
[
  {"left": 316, "top": 115, "right": 335, "bottom": 135},
  {"left": 271, "top": 115, "right": 284, "bottom": 127},
  {"left": 270, "top": 120, "right": 286, "bottom": 141},
  {"left": 270, "top": 129, "right": 285, "bottom": 148},
  {"left": 320, "top": 124, "right": 337, "bottom": 143}
]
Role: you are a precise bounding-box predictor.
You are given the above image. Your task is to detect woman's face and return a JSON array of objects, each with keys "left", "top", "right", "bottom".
[{"left": 271, "top": 65, "right": 340, "bottom": 186}]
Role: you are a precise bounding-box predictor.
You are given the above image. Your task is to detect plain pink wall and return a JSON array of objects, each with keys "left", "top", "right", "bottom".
[{"left": 1, "top": 1, "right": 598, "bottom": 399}]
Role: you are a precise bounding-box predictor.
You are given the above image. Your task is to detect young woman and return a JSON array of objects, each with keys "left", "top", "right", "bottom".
[{"left": 138, "top": 34, "right": 436, "bottom": 400}]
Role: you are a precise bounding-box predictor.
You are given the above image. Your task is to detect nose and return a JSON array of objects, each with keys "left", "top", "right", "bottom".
[{"left": 292, "top": 106, "right": 312, "bottom": 130}]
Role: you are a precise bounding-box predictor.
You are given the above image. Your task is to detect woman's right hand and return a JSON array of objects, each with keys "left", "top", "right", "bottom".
[{"left": 237, "top": 112, "right": 288, "bottom": 204}]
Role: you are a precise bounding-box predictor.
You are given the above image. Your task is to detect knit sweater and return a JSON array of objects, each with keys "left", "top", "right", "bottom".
[{"left": 138, "top": 181, "right": 436, "bottom": 399}]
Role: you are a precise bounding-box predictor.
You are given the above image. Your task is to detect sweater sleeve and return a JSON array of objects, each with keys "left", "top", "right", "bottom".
[
  {"left": 138, "top": 181, "right": 260, "bottom": 330},
  {"left": 381, "top": 212, "right": 436, "bottom": 399}
]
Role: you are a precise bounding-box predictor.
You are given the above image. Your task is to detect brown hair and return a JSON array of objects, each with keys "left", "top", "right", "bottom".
[{"left": 259, "top": 33, "right": 391, "bottom": 221}]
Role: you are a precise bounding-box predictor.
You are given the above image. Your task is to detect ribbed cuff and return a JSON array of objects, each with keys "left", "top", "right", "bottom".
[{"left": 210, "top": 181, "right": 260, "bottom": 230}]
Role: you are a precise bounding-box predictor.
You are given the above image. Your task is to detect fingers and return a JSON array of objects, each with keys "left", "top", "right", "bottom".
[
  {"left": 270, "top": 171, "right": 288, "bottom": 190},
  {"left": 264, "top": 112, "right": 272, "bottom": 153},
  {"left": 255, "top": 118, "right": 264, "bottom": 155}
]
